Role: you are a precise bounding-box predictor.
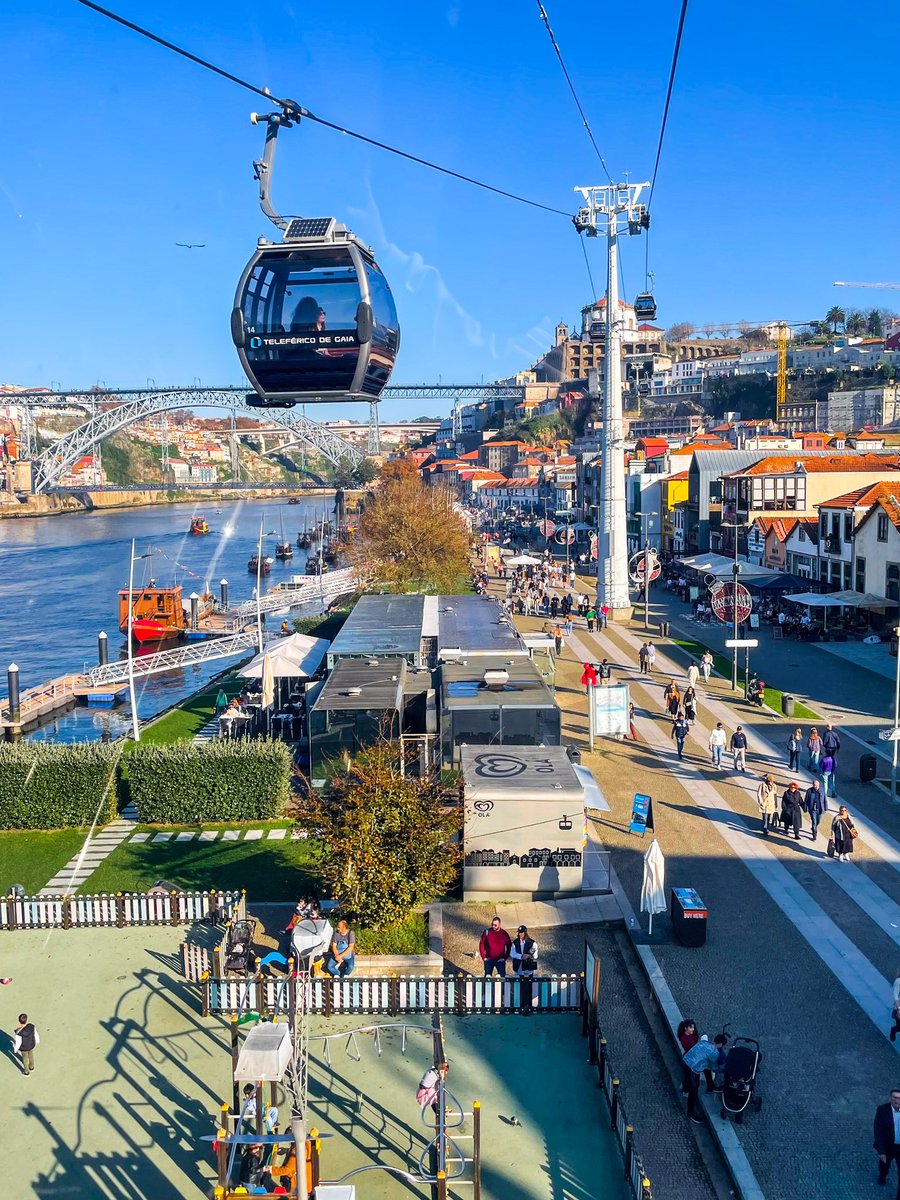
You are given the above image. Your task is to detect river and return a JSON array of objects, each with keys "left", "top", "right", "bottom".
[{"left": 0, "top": 495, "right": 335, "bottom": 742}]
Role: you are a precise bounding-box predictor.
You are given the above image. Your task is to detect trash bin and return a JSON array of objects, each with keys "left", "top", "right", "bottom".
[
  {"left": 782, "top": 694, "right": 795, "bottom": 717},
  {"left": 860, "top": 753, "right": 877, "bottom": 783},
  {"left": 670, "top": 887, "right": 708, "bottom": 947},
  {"left": 566, "top": 745, "right": 582, "bottom": 765},
  {"left": 658, "top": 620, "right": 670, "bottom": 637}
]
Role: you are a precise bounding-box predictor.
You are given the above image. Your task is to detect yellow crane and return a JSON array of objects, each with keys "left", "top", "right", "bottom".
[{"left": 776, "top": 322, "right": 788, "bottom": 426}]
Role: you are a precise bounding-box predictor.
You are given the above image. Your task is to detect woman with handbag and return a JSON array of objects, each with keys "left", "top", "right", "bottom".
[{"left": 830, "top": 804, "right": 858, "bottom": 862}]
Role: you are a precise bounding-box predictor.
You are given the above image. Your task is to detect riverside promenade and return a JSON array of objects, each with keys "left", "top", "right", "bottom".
[{"left": 497, "top": 567, "right": 900, "bottom": 1200}]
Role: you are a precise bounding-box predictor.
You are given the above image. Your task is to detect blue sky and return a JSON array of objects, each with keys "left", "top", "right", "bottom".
[{"left": 2, "top": 1, "right": 898, "bottom": 419}]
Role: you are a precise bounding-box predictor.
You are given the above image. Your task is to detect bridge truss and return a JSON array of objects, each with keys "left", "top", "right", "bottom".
[
  {"left": 12, "top": 390, "right": 364, "bottom": 493},
  {"left": 11, "top": 383, "right": 525, "bottom": 493}
]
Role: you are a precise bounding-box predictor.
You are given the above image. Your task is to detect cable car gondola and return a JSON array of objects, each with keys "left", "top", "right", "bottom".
[
  {"left": 231, "top": 109, "right": 400, "bottom": 408},
  {"left": 633, "top": 292, "right": 657, "bottom": 322}
]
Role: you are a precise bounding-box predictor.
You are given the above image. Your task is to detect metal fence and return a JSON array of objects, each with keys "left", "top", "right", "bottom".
[
  {"left": 582, "top": 989, "right": 653, "bottom": 1200},
  {"left": 0, "top": 889, "right": 244, "bottom": 932},
  {"left": 202, "top": 972, "right": 581, "bottom": 1018}
]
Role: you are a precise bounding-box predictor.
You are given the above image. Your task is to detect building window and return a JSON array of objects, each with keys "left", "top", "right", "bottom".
[
  {"left": 844, "top": 514, "right": 853, "bottom": 542},
  {"left": 888, "top": 564, "right": 900, "bottom": 603},
  {"left": 878, "top": 513, "right": 890, "bottom": 542},
  {"left": 820, "top": 512, "right": 827, "bottom": 540},
  {"left": 855, "top": 556, "right": 866, "bottom": 594}
]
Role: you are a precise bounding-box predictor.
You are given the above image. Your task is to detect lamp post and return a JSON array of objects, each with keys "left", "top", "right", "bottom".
[
  {"left": 126, "top": 540, "right": 150, "bottom": 742},
  {"left": 255, "top": 519, "right": 277, "bottom": 655},
  {"left": 641, "top": 510, "right": 659, "bottom": 632},
  {"left": 720, "top": 520, "right": 749, "bottom": 690}
]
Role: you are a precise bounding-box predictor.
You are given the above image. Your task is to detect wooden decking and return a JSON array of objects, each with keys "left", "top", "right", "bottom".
[{"left": 0, "top": 673, "right": 127, "bottom": 734}]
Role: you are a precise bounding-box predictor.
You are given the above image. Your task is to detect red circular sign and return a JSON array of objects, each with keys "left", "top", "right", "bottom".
[
  {"left": 709, "top": 580, "right": 753, "bottom": 624},
  {"left": 555, "top": 527, "right": 575, "bottom": 544},
  {"left": 540, "top": 518, "right": 556, "bottom": 536},
  {"left": 590, "top": 533, "right": 598, "bottom": 560},
  {"left": 629, "top": 550, "right": 661, "bottom": 583}
]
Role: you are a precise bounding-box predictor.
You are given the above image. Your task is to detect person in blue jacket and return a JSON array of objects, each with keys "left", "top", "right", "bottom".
[{"left": 684, "top": 1033, "right": 729, "bottom": 1122}]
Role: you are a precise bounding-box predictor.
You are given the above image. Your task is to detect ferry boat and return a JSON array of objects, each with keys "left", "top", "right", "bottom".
[
  {"left": 118, "top": 584, "right": 214, "bottom": 643},
  {"left": 190, "top": 517, "right": 209, "bottom": 535},
  {"left": 288, "top": 496, "right": 300, "bottom": 505}
]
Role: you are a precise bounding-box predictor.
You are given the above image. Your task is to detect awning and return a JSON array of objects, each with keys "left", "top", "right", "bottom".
[
  {"left": 747, "top": 573, "right": 812, "bottom": 591},
  {"left": 784, "top": 592, "right": 848, "bottom": 608},
  {"left": 829, "top": 589, "right": 900, "bottom": 609},
  {"left": 240, "top": 633, "right": 330, "bottom": 680}
]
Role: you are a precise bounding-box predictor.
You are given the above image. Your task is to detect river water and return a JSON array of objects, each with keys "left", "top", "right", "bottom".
[{"left": 0, "top": 495, "right": 335, "bottom": 742}]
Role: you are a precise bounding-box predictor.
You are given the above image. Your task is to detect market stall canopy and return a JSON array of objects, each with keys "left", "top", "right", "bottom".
[
  {"left": 505, "top": 554, "right": 542, "bottom": 566},
  {"left": 784, "top": 592, "right": 848, "bottom": 607},
  {"left": 829, "top": 590, "right": 900, "bottom": 609},
  {"left": 678, "top": 554, "right": 782, "bottom": 579},
  {"left": 240, "top": 633, "right": 330, "bottom": 680}
]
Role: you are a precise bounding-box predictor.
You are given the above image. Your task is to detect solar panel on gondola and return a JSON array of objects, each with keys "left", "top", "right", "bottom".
[{"left": 232, "top": 110, "right": 400, "bottom": 408}]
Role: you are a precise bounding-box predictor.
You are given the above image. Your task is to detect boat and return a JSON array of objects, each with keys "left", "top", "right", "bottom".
[
  {"left": 119, "top": 583, "right": 214, "bottom": 643},
  {"left": 275, "top": 513, "right": 294, "bottom": 560},
  {"left": 215, "top": 507, "right": 223, "bottom": 515},
  {"left": 288, "top": 496, "right": 300, "bottom": 505},
  {"left": 248, "top": 555, "right": 272, "bottom": 575},
  {"left": 190, "top": 517, "right": 209, "bottom": 535},
  {"left": 296, "top": 522, "right": 313, "bottom": 550}
]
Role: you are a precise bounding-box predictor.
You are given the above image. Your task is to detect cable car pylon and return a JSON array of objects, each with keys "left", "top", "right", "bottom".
[{"left": 574, "top": 182, "right": 651, "bottom": 622}]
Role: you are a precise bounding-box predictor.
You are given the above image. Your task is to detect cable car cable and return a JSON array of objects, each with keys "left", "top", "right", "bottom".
[
  {"left": 535, "top": 1, "right": 612, "bottom": 184},
  {"left": 74, "top": 0, "right": 571, "bottom": 218},
  {"left": 648, "top": 0, "right": 689, "bottom": 208}
]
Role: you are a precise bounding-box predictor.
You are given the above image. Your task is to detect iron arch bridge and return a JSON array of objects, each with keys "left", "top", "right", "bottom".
[
  {"left": 12, "top": 384, "right": 525, "bottom": 493},
  {"left": 15, "top": 389, "right": 366, "bottom": 494}
]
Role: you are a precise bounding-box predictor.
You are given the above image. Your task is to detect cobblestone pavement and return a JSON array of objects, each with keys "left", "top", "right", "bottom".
[
  {"left": 500, "top": 575, "right": 900, "bottom": 1200},
  {"left": 442, "top": 902, "right": 594, "bottom": 976}
]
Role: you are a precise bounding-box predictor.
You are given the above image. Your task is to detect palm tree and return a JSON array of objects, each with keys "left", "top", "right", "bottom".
[
  {"left": 825, "top": 306, "right": 846, "bottom": 334},
  {"left": 846, "top": 311, "right": 867, "bottom": 336}
]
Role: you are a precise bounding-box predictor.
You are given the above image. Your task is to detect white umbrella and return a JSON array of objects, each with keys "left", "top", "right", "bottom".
[
  {"left": 261, "top": 654, "right": 275, "bottom": 710},
  {"left": 505, "top": 554, "right": 542, "bottom": 566},
  {"left": 240, "top": 633, "right": 330, "bottom": 680},
  {"left": 640, "top": 838, "right": 667, "bottom": 936}
]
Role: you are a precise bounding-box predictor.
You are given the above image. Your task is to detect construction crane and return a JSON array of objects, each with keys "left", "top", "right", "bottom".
[
  {"left": 834, "top": 281, "right": 900, "bottom": 290},
  {"left": 776, "top": 322, "right": 788, "bottom": 425}
]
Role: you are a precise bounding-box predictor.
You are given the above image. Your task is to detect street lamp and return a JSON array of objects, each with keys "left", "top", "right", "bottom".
[
  {"left": 641, "top": 510, "right": 659, "bottom": 631},
  {"left": 255, "top": 519, "right": 277, "bottom": 654},
  {"left": 721, "top": 520, "right": 749, "bottom": 690},
  {"left": 126, "top": 540, "right": 151, "bottom": 741}
]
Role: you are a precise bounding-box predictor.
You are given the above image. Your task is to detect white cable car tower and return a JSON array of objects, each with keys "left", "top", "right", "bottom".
[{"left": 574, "top": 182, "right": 651, "bottom": 620}]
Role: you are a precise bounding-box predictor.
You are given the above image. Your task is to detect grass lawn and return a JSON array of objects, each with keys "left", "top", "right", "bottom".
[
  {"left": 355, "top": 911, "right": 428, "bottom": 955},
  {"left": 135, "top": 671, "right": 247, "bottom": 746},
  {"left": 670, "top": 636, "right": 821, "bottom": 720},
  {"left": 82, "top": 827, "right": 322, "bottom": 900},
  {"left": 0, "top": 828, "right": 88, "bottom": 895}
]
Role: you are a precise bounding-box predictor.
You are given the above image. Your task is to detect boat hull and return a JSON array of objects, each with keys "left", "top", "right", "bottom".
[{"left": 121, "top": 619, "right": 184, "bottom": 643}]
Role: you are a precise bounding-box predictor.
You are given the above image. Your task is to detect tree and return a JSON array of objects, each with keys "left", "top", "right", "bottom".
[
  {"left": 846, "top": 310, "right": 867, "bottom": 336},
  {"left": 867, "top": 309, "right": 884, "bottom": 337},
  {"left": 330, "top": 454, "right": 379, "bottom": 489},
  {"left": 665, "top": 322, "right": 696, "bottom": 342},
  {"left": 825, "top": 306, "right": 846, "bottom": 334},
  {"left": 291, "top": 737, "right": 461, "bottom": 927},
  {"left": 353, "top": 458, "right": 471, "bottom": 592}
]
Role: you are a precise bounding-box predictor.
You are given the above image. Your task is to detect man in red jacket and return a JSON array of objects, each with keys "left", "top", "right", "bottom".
[{"left": 479, "top": 916, "right": 512, "bottom": 977}]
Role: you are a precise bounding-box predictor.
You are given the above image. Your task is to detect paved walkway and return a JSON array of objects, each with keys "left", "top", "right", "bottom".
[
  {"left": 41, "top": 801, "right": 137, "bottom": 896},
  {"left": 494, "top": 567, "right": 900, "bottom": 1199}
]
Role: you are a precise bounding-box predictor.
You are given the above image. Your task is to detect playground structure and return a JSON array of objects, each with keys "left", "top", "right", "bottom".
[{"left": 210, "top": 975, "right": 483, "bottom": 1200}]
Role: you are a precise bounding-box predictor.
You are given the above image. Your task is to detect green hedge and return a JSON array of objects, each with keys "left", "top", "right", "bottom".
[
  {"left": 128, "top": 739, "right": 292, "bottom": 824},
  {"left": 0, "top": 743, "right": 121, "bottom": 830}
]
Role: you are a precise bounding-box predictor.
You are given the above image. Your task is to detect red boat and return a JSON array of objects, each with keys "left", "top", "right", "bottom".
[
  {"left": 190, "top": 517, "right": 209, "bottom": 535},
  {"left": 119, "top": 584, "right": 214, "bottom": 642}
]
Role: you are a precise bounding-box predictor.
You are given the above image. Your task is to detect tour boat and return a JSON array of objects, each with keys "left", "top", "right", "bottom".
[
  {"left": 275, "top": 514, "right": 294, "bottom": 560},
  {"left": 190, "top": 517, "right": 209, "bottom": 535},
  {"left": 118, "top": 584, "right": 214, "bottom": 643},
  {"left": 288, "top": 496, "right": 300, "bottom": 505},
  {"left": 248, "top": 555, "right": 272, "bottom": 575}
]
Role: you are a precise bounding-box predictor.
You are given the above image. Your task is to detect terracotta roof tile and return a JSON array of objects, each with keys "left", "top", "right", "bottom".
[{"left": 729, "top": 454, "right": 900, "bottom": 477}]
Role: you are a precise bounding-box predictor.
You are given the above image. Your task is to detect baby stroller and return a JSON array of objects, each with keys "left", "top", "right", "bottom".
[
  {"left": 719, "top": 1036, "right": 762, "bottom": 1123},
  {"left": 224, "top": 919, "right": 257, "bottom": 975}
]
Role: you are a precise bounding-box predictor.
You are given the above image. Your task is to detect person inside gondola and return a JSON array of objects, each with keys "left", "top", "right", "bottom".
[{"left": 290, "top": 296, "right": 326, "bottom": 332}]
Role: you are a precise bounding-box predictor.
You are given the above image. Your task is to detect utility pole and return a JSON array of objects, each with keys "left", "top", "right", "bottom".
[{"left": 575, "top": 182, "right": 650, "bottom": 623}]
